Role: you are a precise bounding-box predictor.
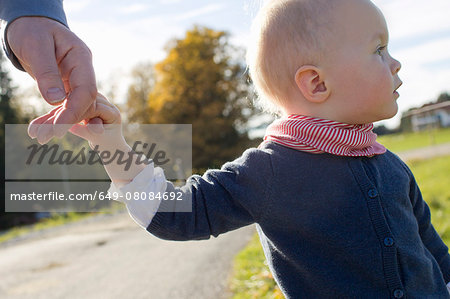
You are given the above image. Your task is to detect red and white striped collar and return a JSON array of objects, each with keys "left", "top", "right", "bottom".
[{"left": 262, "top": 115, "right": 386, "bottom": 157}]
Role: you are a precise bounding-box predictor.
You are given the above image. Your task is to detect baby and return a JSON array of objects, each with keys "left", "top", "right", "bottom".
[{"left": 28, "top": 0, "right": 450, "bottom": 297}]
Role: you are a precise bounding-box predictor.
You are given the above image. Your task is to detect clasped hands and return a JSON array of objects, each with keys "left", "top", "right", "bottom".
[{"left": 7, "top": 16, "right": 110, "bottom": 145}]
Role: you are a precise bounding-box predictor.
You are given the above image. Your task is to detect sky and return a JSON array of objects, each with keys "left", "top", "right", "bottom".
[{"left": 7, "top": 0, "right": 450, "bottom": 129}]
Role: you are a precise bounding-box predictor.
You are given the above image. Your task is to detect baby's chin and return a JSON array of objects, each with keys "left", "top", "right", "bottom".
[
  {"left": 350, "top": 105, "right": 399, "bottom": 124},
  {"left": 373, "top": 103, "right": 399, "bottom": 123},
  {"left": 387, "top": 100, "right": 399, "bottom": 117}
]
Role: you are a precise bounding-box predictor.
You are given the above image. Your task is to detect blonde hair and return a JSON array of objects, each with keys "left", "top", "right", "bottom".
[{"left": 247, "top": 0, "right": 334, "bottom": 114}]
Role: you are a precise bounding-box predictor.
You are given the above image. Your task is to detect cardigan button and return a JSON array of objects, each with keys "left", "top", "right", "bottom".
[
  {"left": 368, "top": 188, "right": 378, "bottom": 198},
  {"left": 384, "top": 237, "right": 394, "bottom": 247},
  {"left": 393, "top": 289, "right": 404, "bottom": 298}
]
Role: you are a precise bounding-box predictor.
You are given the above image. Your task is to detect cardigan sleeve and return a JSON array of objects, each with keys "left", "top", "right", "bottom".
[
  {"left": 409, "top": 175, "right": 450, "bottom": 284},
  {"left": 146, "top": 148, "right": 273, "bottom": 241},
  {"left": 0, "top": 0, "right": 68, "bottom": 70}
]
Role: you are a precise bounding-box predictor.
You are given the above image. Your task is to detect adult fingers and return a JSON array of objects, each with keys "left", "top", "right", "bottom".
[
  {"left": 36, "top": 114, "right": 59, "bottom": 145},
  {"left": 53, "top": 70, "right": 97, "bottom": 138},
  {"left": 68, "top": 123, "right": 94, "bottom": 142},
  {"left": 27, "top": 105, "right": 64, "bottom": 139},
  {"left": 53, "top": 37, "right": 97, "bottom": 137}
]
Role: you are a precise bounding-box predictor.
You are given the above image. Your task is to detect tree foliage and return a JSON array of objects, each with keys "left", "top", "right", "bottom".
[
  {"left": 126, "top": 62, "right": 155, "bottom": 123},
  {"left": 437, "top": 92, "right": 450, "bottom": 103},
  {"left": 147, "top": 26, "right": 255, "bottom": 169},
  {"left": 0, "top": 53, "right": 19, "bottom": 127},
  {"left": 0, "top": 52, "right": 35, "bottom": 229}
]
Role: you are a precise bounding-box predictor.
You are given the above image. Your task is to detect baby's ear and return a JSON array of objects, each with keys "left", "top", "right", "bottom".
[{"left": 294, "top": 65, "right": 330, "bottom": 103}]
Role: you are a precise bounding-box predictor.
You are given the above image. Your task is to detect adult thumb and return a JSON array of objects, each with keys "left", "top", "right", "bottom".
[
  {"left": 35, "top": 65, "right": 67, "bottom": 105},
  {"left": 27, "top": 40, "right": 67, "bottom": 105}
]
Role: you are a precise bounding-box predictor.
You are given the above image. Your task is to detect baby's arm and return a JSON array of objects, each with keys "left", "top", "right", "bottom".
[
  {"left": 65, "top": 94, "right": 166, "bottom": 227},
  {"left": 144, "top": 150, "right": 272, "bottom": 240},
  {"left": 67, "top": 94, "right": 147, "bottom": 188},
  {"left": 60, "top": 94, "right": 271, "bottom": 238}
]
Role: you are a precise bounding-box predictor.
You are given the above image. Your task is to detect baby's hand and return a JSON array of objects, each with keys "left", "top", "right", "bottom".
[{"left": 67, "top": 93, "right": 125, "bottom": 150}]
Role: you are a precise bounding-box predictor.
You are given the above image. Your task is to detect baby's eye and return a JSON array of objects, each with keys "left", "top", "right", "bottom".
[{"left": 376, "top": 45, "right": 387, "bottom": 56}]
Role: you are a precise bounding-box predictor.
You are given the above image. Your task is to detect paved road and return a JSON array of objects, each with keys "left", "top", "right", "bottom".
[
  {"left": 0, "top": 212, "right": 256, "bottom": 299},
  {"left": 396, "top": 142, "right": 450, "bottom": 162}
]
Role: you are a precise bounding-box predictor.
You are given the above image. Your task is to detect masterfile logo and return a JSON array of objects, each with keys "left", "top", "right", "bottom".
[
  {"left": 5, "top": 124, "right": 192, "bottom": 213},
  {"left": 25, "top": 141, "right": 170, "bottom": 171}
]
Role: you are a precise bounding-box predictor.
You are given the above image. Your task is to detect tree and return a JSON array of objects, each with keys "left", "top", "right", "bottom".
[
  {"left": 0, "top": 54, "right": 19, "bottom": 127},
  {"left": 0, "top": 52, "right": 36, "bottom": 229},
  {"left": 147, "top": 26, "right": 255, "bottom": 170},
  {"left": 126, "top": 62, "right": 155, "bottom": 123},
  {"left": 373, "top": 124, "right": 398, "bottom": 136},
  {"left": 436, "top": 92, "right": 450, "bottom": 103}
]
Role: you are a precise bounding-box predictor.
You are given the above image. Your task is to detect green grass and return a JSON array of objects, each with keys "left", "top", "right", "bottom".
[
  {"left": 408, "top": 155, "right": 450, "bottom": 245},
  {"left": 229, "top": 233, "right": 284, "bottom": 299},
  {"left": 229, "top": 154, "right": 450, "bottom": 297},
  {"left": 377, "top": 127, "right": 450, "bottom": 153}
]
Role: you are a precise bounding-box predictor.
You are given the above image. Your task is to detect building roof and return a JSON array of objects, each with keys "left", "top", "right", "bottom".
[{"left": 403, "top": 101, "right": 450, "bottom": 117}]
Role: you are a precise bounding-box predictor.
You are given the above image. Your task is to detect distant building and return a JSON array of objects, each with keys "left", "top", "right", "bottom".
[{"left": 402, "top": 101, "right": 450, "bottom": 132}]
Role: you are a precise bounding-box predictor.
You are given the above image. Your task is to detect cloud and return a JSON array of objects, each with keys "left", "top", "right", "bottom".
[
  {"left": 374, "top": 0, "right": 450, "bottom": 40},
  {"left": 396, "top": 38, "right": 450, "bottom": 66},
  {"left": 173, "top": 4, "right": 226, "bottom": 21},
  {"left": 159, "top": 0, "right": 182, "bottom": 4},
  {"left": 117, "top": 3, "right": 152, "bottom": 15}
]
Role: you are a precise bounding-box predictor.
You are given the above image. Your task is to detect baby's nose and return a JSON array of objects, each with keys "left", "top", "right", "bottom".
[{"left": 391, "top": 57, "right": 401, "bottom": 74}]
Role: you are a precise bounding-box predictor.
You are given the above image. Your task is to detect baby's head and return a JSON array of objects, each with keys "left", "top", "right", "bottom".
[{"left": 247, "top": 0, "right": 402, "bottom": 124}]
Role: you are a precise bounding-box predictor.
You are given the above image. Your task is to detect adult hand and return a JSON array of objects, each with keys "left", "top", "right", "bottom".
[{"left": 7, "top": 16, "right": 97, "bottom": 138}]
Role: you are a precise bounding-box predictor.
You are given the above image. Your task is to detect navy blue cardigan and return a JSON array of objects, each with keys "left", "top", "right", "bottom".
[{"left": 148, "top": 142, "right": 450, "bottom": 298}]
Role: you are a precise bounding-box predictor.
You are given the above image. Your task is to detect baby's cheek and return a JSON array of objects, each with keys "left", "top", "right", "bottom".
[{"left": 368, "top": 68, "right": 391, "bottom": 96}]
